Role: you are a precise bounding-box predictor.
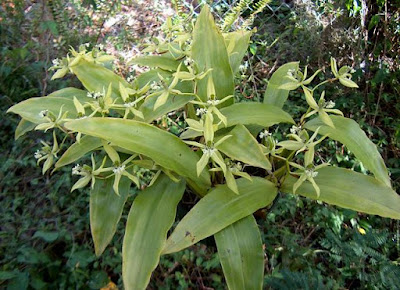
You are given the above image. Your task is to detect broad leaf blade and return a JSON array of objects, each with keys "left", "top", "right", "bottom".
[
  {"left": 55, "top": 136, "right": 103, "bottom": 168},
  {"left": 15, "top": 119, "right": 36, "bottom": 140},
  {"left": 223, "top": 30, "right": 252, "bottom": 75},
  {"left": 281, "top": 166, "right": 400, "bottom": 219},
  {"left": 162, "top": 177, "right": 277, "bottom": 254},
  {"left": 65, "top": 118, "right": 211, "bottom": 195},
  {"left": 135, "top": 69, "right": 169, "bottom": 87},
  {"left": 216, "top": 124, "right": 271, "bottom": 170},
  {"left": 8, "top": 97, "right": 78, "bottom": 124},
  {"left": 90, "top": 177, "right": 131, "bottom": 256},
  {"left": 141, "top": 94, "right": 194, "bottom": 123},
  {"left": 140, "top": 78, "right": 194, "bottom": 123},
  {"left": 129, "top": 54, "right": 180, "bottom": 71},
  {"left": 192, "top": 5, "right": 234, "bottom": 102},
  {"left": 305, "top": 115, "right": 391, "bottom": 187},
  {"left": 215, "top": 215, "right": 264, "bottom": 290},
  {"left": 70, "top": 59, "right": 129, "bottom": 100},
  {"left": 220, "top": 103, "right": 295, "bottom": 128},
  {"left": 123, "top": 175, "right": 185, "bottom": 290},
  {"left": 8, "top": 87, "right": 93, "bottom": 124},
  {"left": 263, "top": 62, "right": 299, "bottom": 108},
  {"left": 47, "top": 87, "right": 89, "bottom": 103}
]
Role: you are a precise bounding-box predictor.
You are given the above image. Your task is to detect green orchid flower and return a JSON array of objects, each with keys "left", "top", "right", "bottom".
[
  {"left": 152, "top": 63, "right": 192, "bottom": 110},
  {"left": 87, "top": 83, "right": 118, "bottom": 116},
  {"left": 301, "top": 89, "right": 344, "bottom": 128},
  {"left": 278, "top": 127, "right": 328, "bottom": 167},
  {"left": 70, "top": 155, "right": 110, "bottom": 192},
  {"left": 184, "top": 134, "right": 232, "bottom": 176},
  {"left": 210, "top": 161, "right": 252, "bottom": 194},
  {"left": 115, "top": 82, "right": 146, "bottom": 119},
  {"left": 279, "top": 66, "right": 322, "bottom": 90},
  {"left": 101, "top": 141, "right": 141, "bottom": 195},
  {"left": 34, "top": 131, "right": 60, "bottom": 174},
  {"left": 289, "top": 162, "right": 329, "bottom": 198},
  {"left": 35, "top": 106, "right": 69, "bottom": 132},
  {"left": 331, "top": 57, "right": 359, "bottom": 88}
]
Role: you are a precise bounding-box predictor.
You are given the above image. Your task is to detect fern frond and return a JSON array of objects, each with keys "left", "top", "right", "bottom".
[
  {"left": 221, "top": 0, "right": 252, "bottom": 32},
  {"left": 265, "top": 269, "right": 326, "bottom": 289},
  {"left": 47, "top": 0, "right": 68, "bottom": 39},
  {"left": 171, "top": 0, "right": 185, "bottom": 18},
  {"left": 242, "top": 0, "right": 271, "bottom": 29},
  {"left": 380, "top": 264, "right": 400, "bottom": 288}
]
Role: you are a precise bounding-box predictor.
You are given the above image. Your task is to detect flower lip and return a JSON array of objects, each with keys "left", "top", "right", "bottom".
[
  {"left": 52, "top": 59, "right": 61, "bottom": 66},
  {"left": 324, "top": 100, "right": 335, "bottom": 109},
  {"left": 72, "top": 164, "right": 82, "bottom": 175},
  {"left": 201, "top": 146, "right": 216, "bottom": 156},
  {"left": 39, "top": 110, "right": 49, "bottom": 118},
  {"left": 196, "top": 108, "right": 207, "bottom": 116},
  {"left": 305, "top": 168, "right": 318, "bottom": 178},
  {"left": 259, "top": 130, "right": 272, "bottom": 139},
  {"left": 207, "top": 99, "right": 220, "bottom": 106},
  {"left": 113, "top": 164, "right": 126, "bottom": 174},
  {"left": 34, "top": 150, "right": 43, "bottom": 159}
]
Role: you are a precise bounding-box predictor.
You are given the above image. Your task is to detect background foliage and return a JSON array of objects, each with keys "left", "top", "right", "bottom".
[{"left": 1, "top": 0, "right": 399, "bottom": 288}]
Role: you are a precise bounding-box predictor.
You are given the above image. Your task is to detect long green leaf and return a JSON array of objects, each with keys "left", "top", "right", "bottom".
[
  {"left": 220, "top": 103, "right": 295, "bottom": 128},
  {"left": 7, "top": 97, "right": 78, "bottom": 124},
  {"left": 215, "top": 215, "right": 264, "bottom": 290},
  {"left": 141, "top": 94, "right": 194, "bottom": 123},
  {"left": 135, "top": 69, "right": 194, "bottom": 122},
  {"left": 48, "top": 87, "right": 89, "bottom": 103},
  {"left": 90, "top": 176, "right": 131, "bottom": 256},
  {"left": 162, "top": 177, "right": 277, "bottom": 254},
  {"left": 216, "top": 124, "right": 271, "bottom": 170},
  {"left": 15, "top": 119, "right": 36, "bottom": 140},
  {"left": 129, "top": 54, "right": 180, "bottom": 71},
  {"left": 123, "top": 174, "right": 185, "bottom": 290},
  {"left": 140, "top": 80, "right": 194, "bottom": 123},
  {"left": 281, "top": 166, "right": 400, "bottom": 219},
  {"left": 55, "top": 136, "right": 103, "bottom": 168},
  {"left": 305, "top": 115, "right": 391, "bottom": 187},
  {"left": 70, "top": 59, "right": 129, "bottom": 100},
  {"left": 192, "top": 5, "right": 234, "bottom": 103},
  {"left": 8, "top": 87, "right": 93, "bottom": 124},
  {"left": 223, "top": 30, "right": 252, "bottom": 75},
  {"left": 263, "top": 62, "right": 299, "bottom": 108},
  {"left": 64, "top": 118, "right": 210, "bottom": 195},
  {"left": 135, "top": 69, "right": 170, "bottom": 88}
]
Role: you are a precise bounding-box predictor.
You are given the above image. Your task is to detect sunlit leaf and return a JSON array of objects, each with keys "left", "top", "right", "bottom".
[
  {"left": 264, "top": 62, "right": 299, "bottom": 108},
  {"left": 223, "top": 30, "right": 252, "bottom": 74},
  {"left": 192, "top": 5, "right": 234, "bottom": 103},
  {"left": 90, "top": 177, "right": 131, "bottom": 256},
  {"left": 8, "top": 97, "right": 78, "bottom": 124},
  {"left": 305, "top": 115, "right": 391, "bottom": 187},
  {"left": 123, "top": 174, "right": 185, "bottom": 289},
  {"left": 70, "top": 59, "right": 129, "bottom": 100},
  {"left": 129, "top": 54, "right": 180, "bottom": 71},
  {"left": 281, "top": 166, "right": 400, "bottom": 219},
  {"left": 56, "top": 136, "right": 103, "bottom": 168},
  {"left": 8, "top": 87, "right": 94, "bottom": 124},
  {"left": 15, "top": 119, "right": 36, "bottom": 140},
  {"left": 162, "top": 177, "right": 277, "bottom": 254},
  {"left": 220, "top": 103, "right": 295, "bottom": 128},
  {"left": 215, "top": 215, "right": 264, "bottom": 290},
  {"left": 139, "top": 73, "right": 194, "bottom": 123},
  {"left": 65, "top": 118, "right": 211, "bottom": 195},
  {"left": 339, "top": 77, "right": 359, "bottom": 88},
  {"left": 216, "top": 124, "right": 271, "bottom": 170}
]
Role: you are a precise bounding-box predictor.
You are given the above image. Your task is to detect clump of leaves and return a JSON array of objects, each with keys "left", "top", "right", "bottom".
[{"left": 7, "top": 5, "right": 400, "bottom": 289}]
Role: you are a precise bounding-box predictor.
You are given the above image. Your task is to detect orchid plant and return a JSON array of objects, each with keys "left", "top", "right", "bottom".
[{"left": 8, "top": 5, "right": 400, "bottom": 290}]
